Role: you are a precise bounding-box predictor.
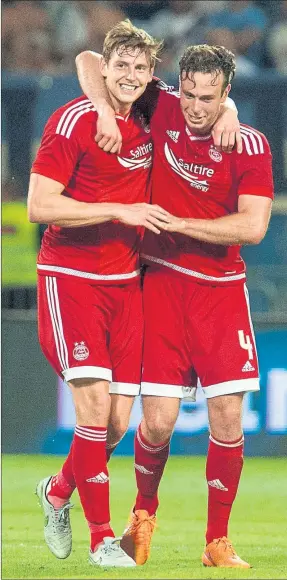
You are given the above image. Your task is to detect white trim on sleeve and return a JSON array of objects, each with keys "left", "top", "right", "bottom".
[
  {"left": 62, "top": 366, "right": 112, "bottom": 382},
  {"left": 203, "top": 377, "right": 260, "bottom": 399},
  {"left": 56, "top": 99, "right": 95, "bottom": 138},
  {"left": 140, "top": 382, "right": 196, "bottom": 401},
  {"left": 240, "top": 126, "right": 264, "bottom": 155},
  {"left": 109, "top": 382, "right": 140, "bottom": 395}
]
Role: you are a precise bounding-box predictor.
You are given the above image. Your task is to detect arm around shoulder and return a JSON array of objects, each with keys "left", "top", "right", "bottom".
[
  {"left": 75, "top": 50, "right": 113, "bottom": 114},
  {"left": 75, "top": 50, "right": 122, "bottom": 153}
]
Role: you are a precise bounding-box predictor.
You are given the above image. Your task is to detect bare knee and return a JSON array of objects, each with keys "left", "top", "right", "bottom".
[
  {"left": 143, "top": 415, "right": 174, "bottom": 443},
  {"left": 208, "top": 393, "right": 244, "bottom": 441},
  {"left": 69, "top": 378, "right": 110, "bottom": 426},
  {"left": 108, "top": 415, "right": 129, "bottom": 445},
  {"left": 141, "top": 396, "right": 180, "bottom": 444},
  {"left": 107, "top": 394, "right": 134, "bottom": 446}
]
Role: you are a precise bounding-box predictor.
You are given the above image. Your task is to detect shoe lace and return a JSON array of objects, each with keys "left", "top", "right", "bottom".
[
  {"left": 101, "top": 537, "right": 124, "bottom": 556},
  {"left": 54, "top": 502, "right": 73, "bottom": 527},
  {"left": 215, "top": 537, "right": 236, "bottom": 556},
  {"left": 129, "top": 513, "right": 157, "bottom": 536}
]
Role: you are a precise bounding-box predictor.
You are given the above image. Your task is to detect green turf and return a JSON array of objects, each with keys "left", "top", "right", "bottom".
[{"left": 2, "top": 454, "right": 287, "bottom": 579}]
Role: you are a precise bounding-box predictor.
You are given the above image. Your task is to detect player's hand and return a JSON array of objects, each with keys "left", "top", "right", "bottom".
[
  {"left": 116, "top": 203, "right": 170, "bottom": 234},
  {"left": 163, "top": 213, "right": 186, "bottom": 234},
  {"left": 212, "top": 109, "right": 243, "bottom": 154},
  {"left": 96, "top": 106, "right": 122, "bottom": 154}
]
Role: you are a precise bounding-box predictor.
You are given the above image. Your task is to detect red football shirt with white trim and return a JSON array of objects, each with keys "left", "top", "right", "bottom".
[
  {"left": 142, "top": 85, "right": 274, "bottom": 285},
  {"left": 31, "top": 95, "right": 153, "bottom": 284}
]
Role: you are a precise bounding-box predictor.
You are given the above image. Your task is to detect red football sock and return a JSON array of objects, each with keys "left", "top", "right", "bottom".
[
  {"left": 47, "top": 441, "right": 76, "bottom": 508},
  {"left": 73, "top": 425, "right": 114, "bottom": 551},
  {"left": 61, "top": 440, "right": 76, "bottom": 488},
  {"left": 134, "top": 423, "right": 170, "bottom": 516},
  {"left": 47, "top": 436, "right": 118, "bottom": 511},
  {"left": 205, "top": 433, "right": 244, "bottom": 545}
]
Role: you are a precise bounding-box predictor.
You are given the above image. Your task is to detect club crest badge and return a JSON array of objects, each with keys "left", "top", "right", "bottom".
[
  {"left": 209, "top": 147, "right": 222, "bottom": 162},
  {"left": 73, "top": 341, "right": 89, "bottom": 361}
]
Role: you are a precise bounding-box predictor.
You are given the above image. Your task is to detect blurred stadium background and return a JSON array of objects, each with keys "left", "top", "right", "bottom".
[{"left": 2, "top": 0, "right": 287, "bottom": 457}]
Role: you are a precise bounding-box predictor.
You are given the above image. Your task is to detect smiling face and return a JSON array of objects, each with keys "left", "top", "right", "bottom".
[
  {"left": 100, "top": 46, "right": 154, "bottom": 114},
  {"left": 180, "top": 71, "right": 230, "bottom": 135}
]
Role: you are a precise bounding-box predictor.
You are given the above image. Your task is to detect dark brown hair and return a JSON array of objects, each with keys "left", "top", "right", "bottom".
[
  {"left": 103, "top": 19, "right": 163, "bottom": 68},
  {"left": 179, "top": 44, "right": 236, "bottom": 93}
]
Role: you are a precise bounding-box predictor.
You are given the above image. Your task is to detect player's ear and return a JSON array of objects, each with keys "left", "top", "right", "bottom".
[
  {"left": 100, "top": 56, "right": 108, "bottom": 78},
  {"left": 147, "top": 66, "right": 154, "bottom": 83},
  {"left": 221, "top": 83, "right": 231, "bottom": 103}
]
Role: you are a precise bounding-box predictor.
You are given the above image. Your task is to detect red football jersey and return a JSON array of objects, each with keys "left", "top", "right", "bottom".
[
  {"left": 142, "top": 85, "right": 274, "bottom": 285},
  {"left": 31, "top": 95, "right": 153, "bottom": 284}
]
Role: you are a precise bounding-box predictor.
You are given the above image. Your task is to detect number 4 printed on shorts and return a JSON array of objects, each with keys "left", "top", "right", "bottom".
[{"left": 238, "top": 330, "right": 253, "bottom": 360}]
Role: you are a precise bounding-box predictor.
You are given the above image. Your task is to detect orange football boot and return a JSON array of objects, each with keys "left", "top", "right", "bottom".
[
  {"left": 202, "top": 537, "right": 251, "bottom": 568},
  {"left": 120, "top": 509, "right": 156, "bottom": 565}
]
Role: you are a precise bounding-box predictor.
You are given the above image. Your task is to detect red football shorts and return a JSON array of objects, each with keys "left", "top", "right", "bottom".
[
  {"left": 38, "top": 275, "right": 143, "bottom": 395},
  {"left": 141, "top": 267, "right": 260, "bottom": 399}
]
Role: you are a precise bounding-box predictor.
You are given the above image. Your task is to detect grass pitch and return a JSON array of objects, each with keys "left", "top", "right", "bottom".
[{"left": 2, "top": 454, "right": 287, "bottom": 579}]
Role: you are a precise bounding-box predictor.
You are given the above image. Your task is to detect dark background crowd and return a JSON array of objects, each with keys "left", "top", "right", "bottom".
[{"left": 2, "top": 0, "right": 287, "bottom": 77}]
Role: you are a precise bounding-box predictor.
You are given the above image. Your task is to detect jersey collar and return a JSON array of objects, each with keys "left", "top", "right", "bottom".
[
  {"left": 185, "top": 125, "right": 211, "bottom": 141},
  {"left": 115, "top": 111, "right": 131, "bottom": 122}
]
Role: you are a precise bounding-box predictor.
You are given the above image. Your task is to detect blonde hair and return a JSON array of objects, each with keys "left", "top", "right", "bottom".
[{"left": 103, "top": 19, "right": 163, "bottom": 68}]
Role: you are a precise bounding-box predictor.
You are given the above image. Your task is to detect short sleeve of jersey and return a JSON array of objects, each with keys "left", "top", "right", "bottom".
[
  {"left": 236, "top": 130, "right": 274, "bottom": 199},
  {"left": 31, "top": 112, "right": 86, "bottom": 187}
]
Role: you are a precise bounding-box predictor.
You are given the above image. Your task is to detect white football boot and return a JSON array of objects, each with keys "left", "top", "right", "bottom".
[
  {"left": 36, "top": 476, "right": 73, "bottom": 559},
  {"left": 89, "top": 537, "right": 136, "bottom": 567}
]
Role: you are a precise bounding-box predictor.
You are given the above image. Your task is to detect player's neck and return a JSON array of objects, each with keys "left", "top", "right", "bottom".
[
  {"left": 115, "top": 104, "right": 132, "bottom": 116},
  {"left": 108, "top": 92, "right": 132, "bottom": 117},
  {"left": 186, "top": 125, "right": 211, "bottom": 140}
]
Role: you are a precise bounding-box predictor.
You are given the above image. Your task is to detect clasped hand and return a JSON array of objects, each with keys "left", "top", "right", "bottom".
[{"left": 116, "top": 203, "right": 185, "bottom": 235}]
